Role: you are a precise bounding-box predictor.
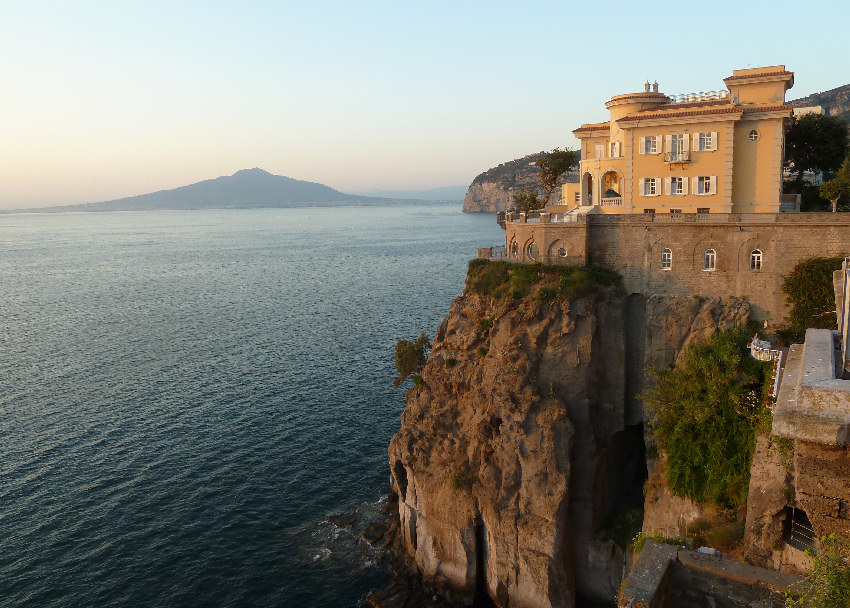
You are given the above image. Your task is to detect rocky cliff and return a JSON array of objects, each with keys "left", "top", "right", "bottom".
[
  {"left": 461, "top": 155, "right": 577, "bottom": 214},
  {"left": 789, "top": 83, "right": 850, "bottom": 123},
  {"left": 386, "top": 262, "right": 755, "bottom": 607}
]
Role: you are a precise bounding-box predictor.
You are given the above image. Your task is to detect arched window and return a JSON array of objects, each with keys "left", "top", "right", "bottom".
[
  {"left": 704, "top": 249, "right": 716, "bottom": 271},
  {"left": 510, "top": 241, "right": 518, "bottom": 259},
  {"left": 750, "top": 249, "right": 762, "bottom": 271},
  {"left": 557, "top": 247, "right": 567, "bottom": 258},
  {"left": 527, "top": 242, "right": 539, "bottom": 261},
  {"left": 661, "top": 248, "right": 672, "bottom": 270}
]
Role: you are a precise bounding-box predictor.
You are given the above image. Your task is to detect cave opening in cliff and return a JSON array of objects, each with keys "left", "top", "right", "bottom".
[
  {"left": 473, "top": 519, "right": 496, "bottom": 608},
  {"left": 393, "top": 460, "right": 408, "bottom": 501}
]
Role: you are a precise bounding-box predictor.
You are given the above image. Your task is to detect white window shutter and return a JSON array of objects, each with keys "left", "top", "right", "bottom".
[
  {"left": 654, "top": 135, "right": 661, "bottom": 154},
  {"left": 616, "top": 142, "right": 621, "bottom": 157},
  {"left": 664, "top": 177, "right": 671, "bottom": 195},
  {"left": 693, "top": 134, "right": 700, "bottom": 152},
  {"left": 639, "top": 177, "right": 645, "bottom": 195},
  {"left": 639, "top": 137, "right": 646, "bottom": 155},
  {"left": 683, "top": 133, "right": 690, "bottom": 152},
  {"left": 664, "top": 134, "right": 671, "bottom": 153},
  {"left": 693, "top": 177, "right": 699, "bottom": 194},
  {"left": 682, "top": 177, "right": 689, "bottom": 195},
  {"left": 710, "top": 131, "right": 718, "bottom": 151},
  {"left": 710, "top": 176, "right": 717, "bottom": 195}
]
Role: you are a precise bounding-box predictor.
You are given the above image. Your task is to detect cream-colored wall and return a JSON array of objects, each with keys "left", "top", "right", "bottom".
[
  {"left": 728, "top": 80, "right": 788, "bottom": 104},
  {"left": 561, "top": 183, "right": 581, "bottom": 210},
  {"left": 627, "top": 122, "right": 733, "bottom": 213},
  {"left": 731, "top": 117, "right": 785, "bottom": 212}
]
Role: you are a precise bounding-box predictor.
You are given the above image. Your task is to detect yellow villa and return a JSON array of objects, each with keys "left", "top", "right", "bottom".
[{"left": 557, "top": 65, "right": 797, "bottom": 214}]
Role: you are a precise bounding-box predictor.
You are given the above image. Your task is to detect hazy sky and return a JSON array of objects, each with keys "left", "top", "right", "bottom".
[{"left": 2, "top": 0, "right": 848, "bottom": 208}]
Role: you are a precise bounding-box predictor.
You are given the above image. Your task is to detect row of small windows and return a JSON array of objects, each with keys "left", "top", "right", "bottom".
[
  {"left": 660, "top": 248, "right": 762, "bottom": 271},
  {"left": 638, "top": 132, "right": 718, "bottom": 155},
  {"left": 640, "top": 176, "right": 717, "bottom": 196},
  {"left": 510, "top": 241, "right": 568, "bottom": 260}
]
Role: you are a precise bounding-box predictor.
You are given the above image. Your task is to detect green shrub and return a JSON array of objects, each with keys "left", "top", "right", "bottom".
[
  {"left": 786, "top": 534, "right": 850, "bottom": 608},
  {"left": 476, "top": 346, "right": 488, "bottom": 358},
  {"left": 477, "top": 318, "right": 493, "bottom": 332},
  {"left": 465, "top": 260, "right": 621, "bottom": 301},
  {"left": 538, "top": 285, "right": 558, "bottom": 302},
  {"left": 413, "top": 375, "right": 424, "bottom": 386},
  {"left": 781, "top": 256, "right": 845, "bottom": 340},
  {"left": 467, "top": 259, "right": 511, "bottom": 296},
  {"left": 393, "top": 333, "right": 431, "bottom": 388},
  {"left": 641, "top": 327, "right": 773, "bottom": 509}
]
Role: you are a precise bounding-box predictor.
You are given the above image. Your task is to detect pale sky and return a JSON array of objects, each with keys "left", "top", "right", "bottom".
[{"left": 2, "top": 0, "right": 848, "bottom": 208}]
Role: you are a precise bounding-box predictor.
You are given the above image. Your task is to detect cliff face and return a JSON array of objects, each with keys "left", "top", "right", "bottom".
[
  {"left": 388, "top": 269, "right": 755, "bottom": 607},
  {"left": 461, "top": 155, "right": 576, "bottom": 213}
]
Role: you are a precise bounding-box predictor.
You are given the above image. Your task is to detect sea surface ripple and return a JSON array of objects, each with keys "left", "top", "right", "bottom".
[{"left": 0, "top": 206, "right": 504, "bottom": 607}]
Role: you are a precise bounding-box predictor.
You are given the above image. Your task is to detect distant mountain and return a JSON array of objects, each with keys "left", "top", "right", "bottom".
[
  {"left": 353, "top": 185, "right": 467, "bottom": 201},
  {"left": 788, "top": 84, "right": 850, "bottom": 123},
  {"left": 31, "top": 168, "right": 388, "bottom": 212}
]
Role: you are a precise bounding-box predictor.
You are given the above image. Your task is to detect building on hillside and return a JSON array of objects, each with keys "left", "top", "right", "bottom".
[
  {"left": 558, "top": 66, "right": 798, "bottom": 215},
  {"left": 484, "top": 66, "right": 850, "bottom": 326}
]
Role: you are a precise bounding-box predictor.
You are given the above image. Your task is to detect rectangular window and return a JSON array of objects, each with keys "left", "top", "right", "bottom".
[
  {"left": 661, "top": 248, "right": 672, "bottom": 270},
  {"left": 594, "top": 144, "right": 604, "bottom": 159},
  {"left": 696, "top": 131, "right": 718, "bottom": 152},
  {"left": 643, "top": 136, "right": 658, "bottom": 154},
  {"left": 574, "top": 192, "right": 580, "bottom": 203},
  {"left": 670, "top": 134, "right": 684, "bottom": 161},
  {"left": 696, "top": 176, "right": 716, "bottom": 195},
  {"left": 670, "top": 209, "right": 682, "bottom": 214},
  {"left": 697, "top": 208, "right": 710, "bottom": 214},
  {"left": 670, "top": 177, "right": 684, "bottom": 195},
  {"left": 643, "top": 178, "right": 658, "bottom": 196},
  {"left": 643, "top": 208, "right": 656, "bottom": 214}
]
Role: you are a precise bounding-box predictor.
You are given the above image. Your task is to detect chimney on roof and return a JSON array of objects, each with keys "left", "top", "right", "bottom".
[
  {"left": 652, "top": 81, "right": 659, "bottom": 93},
  {"left": 645, "top": 80, "right": 651, "bottom": 93}
]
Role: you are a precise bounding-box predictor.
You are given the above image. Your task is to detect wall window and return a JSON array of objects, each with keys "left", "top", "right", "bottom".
[
  {"left": 750, "top": 249, "right": 762, "bottom": 271},
  {"left": 609, "top": 142, "right": 621, "bottom": 157},
  {"left": 697, "top": 208, "right": 710, "bottom": 214},
  {"left": 697, "top": 132, "right": 718, "bottom": 151},
  {"left": 574, "top": 192, "right": 581, "bottom": 203},
  {"left": 510, "top": 241, "right": 518, "bottom": 258},
  {"left": 695, "top": 176, "right": 717, "bottom": 195},
  {"left": 704, "top": 249, "right": 716, "bottom": 271},
  {"left": 670, "top": 177, "right": 685, "bottom": 195},
  {"left": 527, "top": 243, "right": 539, "bottom": 261},
  {"left": 640, "top": 177, "right": 660, "bottom": 196},
  {"left": 670, "top": 209, "right": 682, "bottom": 214},
  {"left": 643, "top": 208, "right": 656, "bottom": 214},
  {"left": 748, "top": 129, "right": 760, "bottom": 142},
  {"left": 661, "top": 248, "right": 672, "bottom": 270},
  {"left": 557, "top": 247, "right": 567, "bottom": 258},
  {"left": 594, "top": 144, "right": 605, "bottom": 158},
  {"left": 640, "top": 135, "right": 659, "bottom": 154}
]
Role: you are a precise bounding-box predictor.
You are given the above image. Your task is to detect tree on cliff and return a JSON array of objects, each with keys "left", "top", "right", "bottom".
[
  {"left": 537, "top": 148, "right": 578, "bottom": 206},
  {"left": 393, "top": 332, "right": 430, "bottom": 388},
  {"left": 781, "top": 256, "right": 845, "bottom": 340},
  {"left": 785, "top": 114, "right": 849, "bottom": 187},
  {"left": 641, "top": 328, "right": 772, "bottom": 509},
  {"left": 511, "top": 187, "right": 543, "bottom": 212},
  {"left": 820, "top": 178, "right": 850, "bottom": 212}
]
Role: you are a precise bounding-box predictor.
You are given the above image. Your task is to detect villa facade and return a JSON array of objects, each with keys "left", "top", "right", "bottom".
[{"left": 558, "top": 66, "right": 797, "bottom": 215}]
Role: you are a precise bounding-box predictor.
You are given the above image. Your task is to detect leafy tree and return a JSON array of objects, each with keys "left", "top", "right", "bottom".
[
  {"left": 837, "top": 157, "right": 850, "bottom": 181},
  {"left": 820, "top": 178, "right": 850, "bottom": 212},
  {"left": 781, "top": 256, "right": 845, "bottom": 336},
  {"left": 786, "top": 534, "right": 850, "bottom": 608},
  {"left": 393, "top": 332, "right": 430, "bottom": 388},
  {"left": 785, "top": 114, "right": 849, "bottom": 188},
  {"left": 511, "top": 187, "right": 543, "bottom": 213},
  {"left": 537, "top": 148, "right": 578, "bottom": 206},
  {"left": 641, "top": 328, "right": 772, "bottom": 509}
]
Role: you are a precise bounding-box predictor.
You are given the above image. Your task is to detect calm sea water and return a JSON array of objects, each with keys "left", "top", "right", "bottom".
[{"left": 0, "top": 205, "right": 504, "bottom": 608}]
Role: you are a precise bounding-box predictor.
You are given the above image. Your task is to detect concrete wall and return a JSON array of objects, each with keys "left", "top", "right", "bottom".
[{"left": 504, "top": 213, "right": 850, "bottom": 326}]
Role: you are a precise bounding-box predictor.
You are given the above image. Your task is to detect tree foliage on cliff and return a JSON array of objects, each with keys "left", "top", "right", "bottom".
[
  {"left": 393, "top": 333, "right": 431, "bottom": 389},
  {"left": 642, "top": 327, "right": 772, "bottom": 509},
  {"left": 781, "top": 256, "right": 845, "bottom": 339},
  {"left": 511, "top": 188, "right": 543, "bottom": 212},
  {"left": 466, "top": 259, "right": 620, "bottom": 301},
  {"left": 537, "top": 148, "right": 578, "bottom": 206},
  {"left": 820, "top": 178, "right": 850, "bottom": 212},
  {"left": 785, "top": 114, "right": 849, "bottom": 186},
  {"left": 786, "top": 534, "right": 850, "bottom": 608}
]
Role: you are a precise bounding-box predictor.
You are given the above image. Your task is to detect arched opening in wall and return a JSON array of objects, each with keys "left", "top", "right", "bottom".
[
  {"left": 527, "top": 242, "right": 540, "bottom": 261},
  {"left": 782, "top": 506, "right": 816, "bottom": 551},
  {"left": 582, "top": 172, "right": 594, "bottom": 206},
  {"left": 750, "top": 249, "right": 763, "bottom": 271},
  {"left": 510, "top": 240, "right": 518, "bottom": 259},
  {"left": 601, "top": 171, "right": 622, "bottom": 207}
]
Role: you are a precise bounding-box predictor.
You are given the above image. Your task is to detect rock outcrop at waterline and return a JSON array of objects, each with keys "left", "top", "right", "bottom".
[{"left": 385, "top": 262, "right": 754, "bottom": 608}]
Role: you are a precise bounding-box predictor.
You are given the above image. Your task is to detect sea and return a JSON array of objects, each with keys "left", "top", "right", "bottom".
[{"left": 0, "top": 205, "right": 504, "bottom": 608}]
